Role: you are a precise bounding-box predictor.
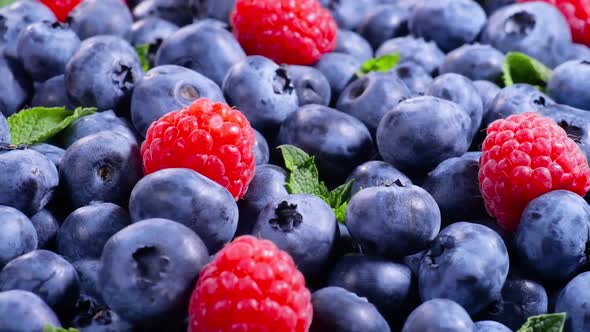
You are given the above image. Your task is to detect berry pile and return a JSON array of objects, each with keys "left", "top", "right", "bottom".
[{"left": 3, "top": 0, "right": 590, "bottom": 331}]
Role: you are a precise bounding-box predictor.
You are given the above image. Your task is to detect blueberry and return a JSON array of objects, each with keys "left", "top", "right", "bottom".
[
  {"left": 252, "top": 129, "right": 270, "bottom": 165},
  {"left": 336, "top": 72, "right": 412, "bottom": 135},
  {"left": 99, "top": 218, "right": 209, "bottom": 326},
  {"left": 548, "top": 60, "right": 590, "bottom": 110},
  {"left": 347, "top": 183, "right": 441, "bottom": 258},
  {"left": 328, "top": 255, "right": 414, "bottom": 323},
  {"left": 223, "top": 56, "right": 299, "bottom": 136},
  {"left": 515, "top": 190, "right": 590, "bottom": 282},
  {"left": 30, "top": 209, "right": 59, "bottom": 249},
  {"left": 555, "top": 271, "right": 590, "bottom": 332},
  {"left": 57, "top": 202, "right": 131, "bottom": 262},
  {"left": 334, "top": 30, "right": 373, "bottom": 63},
  {"left": 403, "top": 250, "right": 425, "bottom": 277},
  {"left": 131, "top": 65, "right": 225, "bottom": 137},
  {"left": 277, "top": 104, "right": 374, "bottom": 184},
  {"left": 314, "top": 52, "right": 362, "bottom": 101},
  {"left": 29, "top": 144, "right": 65, "bottom": 170},
  {"left": 475, "top": 321, "right": 512, "bottom": 332},
  {"left": 133, "top": 0, "right": 193, "bottom": 27},
  {"left": 61, "top": 110, "right": 137, "bottom": 149},
  {"left": 0, "top": 0, "right": 55, "bottom": 60},
  {"left": 346, "top": 160, "right": 412, "bottom": 197},
  {"left": 538, "top": 103, "right": 590, "bottom": 161},
  {"left": 558, "top": 43, "right": 590, "bottom": 63},
  {"left": 16, "top": 21, "right": 80, "bottom": 83},
  {"left": 422, "top": 152, "right": 488, "bottom": 224},
  {"left": 65, "top": 36, "right": 143, "bottom": 113},
  {"left": 389, "top": 61, "right": 433, "bottom": 94},
  {"left": 310, "top": 286, "right": 391, "bottom": 332},
  {"left": 376, "top": 96, "right": 471, "bottom": 176},
  {"left": 324, "top": 0, "right": 380, "bottom": 30},
  {"left": 157, "top": 22, "right": 246, "bottom": 86},
  {"left": 481, "top": 2, "right": 572, "bottom": 68},
  {"left": 439, "top": 44, "right": 505, "bottom": 83},
  {"left": 358, "top": 4, "right": 410, "bottom": 49},
  {"left": 376, "top": 36, "right": 445, "bottom": 75},
  {"left": 483, "top": 84, "right": 552, "bottom": 128},
  {"left": 0, "top": 56, "right": 33, "bottom": 116},
  {"left": 60, "top": 131, "right": 142, "bottom": 208},
  {"left": 252, "top": 194, "right": 338, "bottom": 280},
  {"left": 129, "top": 168, "right": 238, "bottom": 253},
  {"left": 0, "top": 250, "right": 79, "bottom": 313},
  {"left": 75, "top": 307, "right": 135, "bottom": 332},
  {"left": 237, "top": 164, "right": 288, "bottom": 235},
  {"left": 0, "top": 111, "right": 9, "bottom": 144},
  {"left": 30, "top": 75, "right": 76, "bottom": 109},
  {"left": 0, "top": 148, "right": 58, "bottom": 215},
  {"left": 427, "top": 73, "right": 484, "bottom": 141},
  {"left": 335, "top": 222, "right": 363, "bottom": 256},
  {"left": 0, "top": 290, "right": 61, "bottom": 332},
  {"left": 473, "top": 80, "right": 501, "bottom": 115},
  {"left": 409, "top": 0, "right": 486, "bottom": 52},
  {"left": 480, "top": 275, "right": 548, "bottom": 330},
  {"left": 402, "top": 298, "right": 475, "bottom": 332},
  {"left": 190, "top": 0, "right": 236, "bottom": 23},
  {"left": 287, "top": 65, "right": 332, "bottom": 106},
  {"left": 419, "top": 222, "right": 510, "bottom": 315},
  {"left": 480, "top": 0, "right": 516, "bottom": 14},
  {"left": 72, "top": 259, "right": 103, "bottom": 303},
  {"left": 130, "top": 17, "right": 179, "bottom": 67},
  {"left": 68, "top": 0, "right": 133, "bottom": 40},
  {"left": 0, "top": 206, "right": 37, "bottom": 268}
]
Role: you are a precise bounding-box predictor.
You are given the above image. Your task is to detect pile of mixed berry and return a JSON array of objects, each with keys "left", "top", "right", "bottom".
[{"left": 2, "top": 0, "right": 590, "bottom": 331}]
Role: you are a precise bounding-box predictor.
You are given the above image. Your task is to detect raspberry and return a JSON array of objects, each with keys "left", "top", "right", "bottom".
[
  {"left": 479, "top": 112, "right": 590, "bottom": 231},
  {"left": 518, "top": 0, "right": 590, "bottom": 46},
  {"left": 141, "top": 98, "right": 256, "bottom": 200},
  {"left": 40, "top": 0, "right": 81, "bottom": 22},
  {"left": 188, "top": 235, "right": 313, "bottom": 332},
  {"left": 230, "top": 0, "right": 337, "bottom": 65}
]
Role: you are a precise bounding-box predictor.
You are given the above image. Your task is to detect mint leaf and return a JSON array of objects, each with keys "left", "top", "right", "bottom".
[
  {"left": 502, "top": 52, "right": 552, "bottom": 91},
  {"left": 357, "top": 53, "right": 400, "bottom": 76},
  {"left": 135, "top": 43, "right": 151, "bottom": 72},
  {"left": 44, "top": 324, "right": 79, "bottom": 332},
  {"left": 0, "top": 0, "right": 17, "bottom": 8},
  {"left": 517, "top": 313, "right": 566, "bottom": 332},
  {"left": 8, "top": 107, "right": 96, "bottom": 145},
  {"left": 278, "top": 145, "right": 353, "bottom": 223}
]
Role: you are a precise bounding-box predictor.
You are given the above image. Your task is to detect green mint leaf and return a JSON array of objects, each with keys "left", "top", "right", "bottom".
[
  {"left": 278, "top": 145, "right": 313, "bottom": 172},
  {"left": 135, "top": 43, "right": 151, "bottom": 72},
  {"left": 334, "top": 201, "right": 348, "bottom": 224},
  {"left": 328, "top": 180, "right": 353, "bottom": 208},
  {"left": 517, "top": 313, "right": 566, "bottom": 332},
  {"left": 285, "top": 157, "right": 330, "bottom": 198},
  {"left": 8, "top": 106, "right": 96, "bottom": 145},
  {"left": 0, "top": 0, "right": 17, "bottom": 8},
  {"left": 43, "top": 324, "right": 80, "bottom": 332},
  {"left": 357, "top": 53, "right": 400, "bottom": 77},
  {"left": 502, "top": 52, "right": 552, "bottom": 91}
]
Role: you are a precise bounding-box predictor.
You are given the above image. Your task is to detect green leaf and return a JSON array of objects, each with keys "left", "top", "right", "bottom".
[
  {"left": 0, "top": 0, "right": 17, "bottom": 8},
  {"left": 8, "top": 106, "right": 96, "bottom": 145},
  {"left": 278, "top": 145, "right": 313, "bottom": 172},
  {"left": 357, "top": 53, "right": 401, "bottom": 76},
  {"left": 502, "top": 52, "right": 552, "bottom": 91},
  {"left": 43, "top": 324, "right": 80, "bottom": 332},
  {"left": 517, "top": 313, "right": 566, "bottom": 332},
  {"left": 135, "top": 43, "right": 151, "bottom": 72},
  {"left": 334, "top": 201, "right": 348, "bottom": 224},
  {"left": 285, "top": 157, "right": 330, "bottom": 198},
  {"left": 328, "top": 180, "right": 353, "bottom": 208}
]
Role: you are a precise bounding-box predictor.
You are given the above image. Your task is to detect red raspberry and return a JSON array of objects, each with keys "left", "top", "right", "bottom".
[
  {"left": 518, "top": 0, "right": 590, "bottom": 46},
  {"left": 230, "top": 0, "right": 337, "bottom": 65},
  {"left": 188, "top": 235, "right": 313, "bottom": 332},
  {"left": 40, "top": 0, "right": 81, "bottom": 22},
  {"left": 141, "top": 98, "right": 256, "bottom": 200},
  {"left": 479, "top": 112, "right": 590, "bottom": 231}
]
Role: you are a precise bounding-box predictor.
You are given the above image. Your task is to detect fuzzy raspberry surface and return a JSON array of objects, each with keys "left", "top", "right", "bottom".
[
  {"left": 39, "top": 0, "right": 81, "bottom": 22},
  {"left": 188, "top": 235, "right": 313, "bottom": 332},
  {"left": 141, "top": 98, "right": 256, "bottom": 200},
  {"left": 479, "top": 112, "right": 590, "bottom": 231},
  {"left": 519, "top": 0, "right": 590, "bottom": 46},
  {"left": 230, "top": 0, "right": 337, "bottom": 65}
]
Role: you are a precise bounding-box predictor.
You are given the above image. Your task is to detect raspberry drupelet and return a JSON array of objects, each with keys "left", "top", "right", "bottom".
[
  {"left": 188, "top": 235, "right": 313, "bottom": 332},
  {"left": 141, "top": 98, "right": 256, "bottom": 200},
  {"left": 479, "top": 112, "right": 590, "bottom": 231}
]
